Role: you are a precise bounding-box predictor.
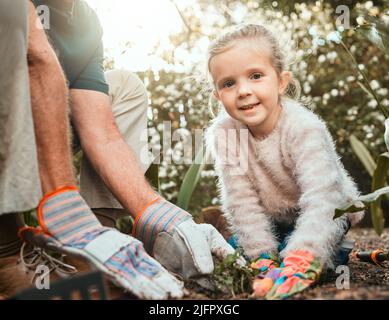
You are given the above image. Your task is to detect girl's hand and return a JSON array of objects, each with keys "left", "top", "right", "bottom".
[
  {"left": 250, "top": 251, "right": 280, "bottom": 273},
  {"left": 251, "top": 252, "right": 280, "bottom": 297},
  {"left": 252, "top": 250, "right": 322, "bottom": 300}
]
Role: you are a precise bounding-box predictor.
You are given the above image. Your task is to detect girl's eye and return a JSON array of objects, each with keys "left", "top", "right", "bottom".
[
  {"left": 223, "top": 80, "right": 235, "bottom": 88},
  {"left": 251, "top": 73, "right": 262, "bottom": 80}
]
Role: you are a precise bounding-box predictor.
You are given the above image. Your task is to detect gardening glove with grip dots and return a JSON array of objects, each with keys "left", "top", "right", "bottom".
[
  {"left": 252, "top": 250, "right": 322, "bottom": 300},
  {"left": 132, "top": 196, "right": 244, "bottom": 280},
  {"left": 18, "top": 186, "right": 184, "bottom": 300}
]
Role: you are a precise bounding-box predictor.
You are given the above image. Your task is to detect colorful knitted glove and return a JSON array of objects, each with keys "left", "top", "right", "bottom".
[
  {"left": 251, "top": 252, "right": 280, "bottom": 274},
  {"left": 19, "top": 186, "right": 183, "bottom": 299},
  {"left": 251, "top": 252, "right": 281, "bottom": 297},
  {"left": 133, "top": 196, "right": 241, "bottom": 279},
  {"left": 252, "top": 250, "right": 322, "bottom": 300}
]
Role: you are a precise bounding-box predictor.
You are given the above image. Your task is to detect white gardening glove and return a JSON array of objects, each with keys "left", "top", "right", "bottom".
[
  {"left": 19, "top": 186, "right": 183, "bottom": 300},
  {"left": 132, "top": 197, "right": 244, "bottom": 279}
]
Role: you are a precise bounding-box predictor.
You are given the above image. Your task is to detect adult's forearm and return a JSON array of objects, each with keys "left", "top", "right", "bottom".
[
  {"left": 28, "top": 1, "right": 76, "bottom": 194},
  {"left": 70, "top": 89, "right": 157, "bottom": 217}
]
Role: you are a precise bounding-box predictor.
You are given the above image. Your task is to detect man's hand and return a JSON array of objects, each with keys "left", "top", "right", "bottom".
[
  {"left": 132, "top": 197, "right": 240, "bottom": 279},
  {"left": 19, "top": 186, "right": 184, "bottom": 299}
]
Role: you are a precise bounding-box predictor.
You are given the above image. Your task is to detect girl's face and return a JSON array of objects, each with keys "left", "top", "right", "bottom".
[{"left": 210, "top": 39, "right": 290, "bottom": 138}]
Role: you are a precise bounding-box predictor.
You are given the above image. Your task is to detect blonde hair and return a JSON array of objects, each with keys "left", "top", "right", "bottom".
[{"left": 206, "top": 24, "right": 301, "bottom": 117}]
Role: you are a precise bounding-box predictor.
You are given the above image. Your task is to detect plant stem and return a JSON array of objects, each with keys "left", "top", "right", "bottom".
[{"left": 340, "top": 40, "right": 388, "bottom": 118}]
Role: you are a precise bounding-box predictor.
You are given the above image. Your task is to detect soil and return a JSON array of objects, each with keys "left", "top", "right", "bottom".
[
  {"left": 291, "top": 228, "right": 389, "bottom": 300},
  {"left": 183, "top": 228, "right": 389, "bottom": 300},
  {"left": 1, "top": 228, "right": 388, "bottom": 300}
]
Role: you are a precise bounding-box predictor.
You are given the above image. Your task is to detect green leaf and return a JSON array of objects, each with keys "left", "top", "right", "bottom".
[
  {"left": 357, "top": 25, "right": 387, "bottom": 53},
  {"left": 359, "top": 185, "right": 389, "bottom": 202},
  {"left": 334, "top": 185, "right": 389, "bottom": 222},
  {"left": 145, "top": 162, "right": 160, "bottom": 193},
  {"left": 334, "top": 203, "right": 365, "bottom": 219},
  {"left": 384, "top": 119, "right": 389, "bottom": 152},
  {"left": 176, "top": 147, "right": 210, "bottom": 211},
  {"left": 356, "top": 16, "right": 389, "bottom": 54},
  {"left": 357, "top": 81, "right": 376, "bottom": 100},
  {"left": 370, "top": 153, "right": 389, "bottom": 235},
  {"left": 340, "top": 40, "right": 387, "bottom": 117},
  {"left": 349, "top": 135, "right": 376, "bottom": 177},
  {"left": 211, "top": 249, "right": 253, "bottom": 297},
  {"left": 22, "top": 209, "right": 38, "bottom": 227}
]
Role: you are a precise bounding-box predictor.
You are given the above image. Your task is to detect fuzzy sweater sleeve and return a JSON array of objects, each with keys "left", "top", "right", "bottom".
[
  {"left": 206, "top": 118, "right": 279, "bottom": 259},
  {"left": 280, "top": 119, "right": 364, "bottom": 265}
]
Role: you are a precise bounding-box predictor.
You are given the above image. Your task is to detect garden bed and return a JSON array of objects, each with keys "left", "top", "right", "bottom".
[
  {"left": 1, "top": 228, "right": 388, "bottom": 300},
  {"left": 116, "top": 228, "right": 389, "bottom": 300}
]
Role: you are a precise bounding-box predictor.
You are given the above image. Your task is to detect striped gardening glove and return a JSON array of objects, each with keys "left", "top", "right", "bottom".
[
  {"left": 19, "top": 186, "right": 183, "bottom": 299},
  {"left": 132, "top": 196, "right": 242, "bottom": 280},
  {"left": 252, "top": 250, "right": 322, "bottom": 300}
]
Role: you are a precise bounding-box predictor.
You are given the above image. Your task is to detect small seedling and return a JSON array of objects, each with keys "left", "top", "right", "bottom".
[{"left": 211, "top": 249, "right": 258, "bottom": 297}]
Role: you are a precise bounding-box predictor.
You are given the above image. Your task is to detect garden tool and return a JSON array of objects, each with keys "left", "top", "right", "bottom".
[
  {"left": 354, "top": 249, "right": 388, "bottom": 267},
  {"left": 11, "top": 271, "right": 107, "bottom": 300}
]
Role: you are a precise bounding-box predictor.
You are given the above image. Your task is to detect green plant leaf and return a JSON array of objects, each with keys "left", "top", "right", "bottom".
[
  {"left": 357, "top": 81, "right": 376, "bottom": 100},
  {"left": 349, "top": 135, "right": 376, "bottom": 177},
  {"left": 357, "top": 25, "right": 387, "bottom": 53},
  {"left": 22, "top": 209, "right": 38, "bottom": 227},
  {"left": 334, "top": 203, "right": 366, "bottom": 219},
  {"left": 334, "top": 185, "right": 389, "bottom": 229},
  {"left": 356, "top": 16, "right": 389, "bottom": 54},
  {"left": 384, "top": 119, "right": 389, "bottom": 152},
  {"left": 340, "top": 40, "right": 387, "bottom": 117},
  {"left": 211, "top": 249, "right": 253, "bottom": 297},
  {"left": 176, "top": 147, "right": 210, "bottom": 211},
  {"left": 359, "top": 185, "right": 389, "bottom": 202},
  {"left": 145, "top": 162, "right": 160, "bottom": 193},
  {"left": 369, "top": 153, "right": 389, "bottom": 235}
]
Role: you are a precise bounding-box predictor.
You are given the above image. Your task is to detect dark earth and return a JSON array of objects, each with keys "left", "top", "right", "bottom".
[
  {"left": 0, "top": 228, "right": 388, "bottom": 300},
  {"left": 182, "top": 228, "right": 389, "bottom": 300}
]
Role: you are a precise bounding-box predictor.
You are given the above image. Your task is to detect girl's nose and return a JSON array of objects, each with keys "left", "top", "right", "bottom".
[{"left": 237, "top": 83, "right": 252, "bottom": 97}]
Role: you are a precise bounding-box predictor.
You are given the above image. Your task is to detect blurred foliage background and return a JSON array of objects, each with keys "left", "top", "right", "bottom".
[{"left": 102, "top": 0, "right": 389, "bottom": 227}]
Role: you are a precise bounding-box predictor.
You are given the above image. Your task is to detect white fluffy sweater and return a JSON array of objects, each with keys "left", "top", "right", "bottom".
[{"left": 206, "top": 98, "right": 364, "bottom": 266}]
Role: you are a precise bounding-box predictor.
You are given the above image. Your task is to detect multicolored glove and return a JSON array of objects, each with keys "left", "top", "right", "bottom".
[
  {"left": 19, "top": 186, "right": 184, "bottom": 299},
  {"left": 252, "top": 250, "right": 322, "bottom": 300},
  {"left": 251, "top": 252, "right": 281, "bottom": 296},
  {"left": 250, "top": 252, "right": 280, "bottom": 273},
  {"left": 132, "top": 196, "right": 241, "bottom": 280}
]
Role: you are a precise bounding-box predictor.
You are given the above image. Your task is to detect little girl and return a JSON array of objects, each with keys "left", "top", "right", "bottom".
[{"left": 205, "top": 24, "right": 364, "bottom": 299}]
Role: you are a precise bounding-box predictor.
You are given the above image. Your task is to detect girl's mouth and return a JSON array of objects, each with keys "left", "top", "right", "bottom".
[{"left": 239, "top": 102, "right": 260, "bottom": 111}]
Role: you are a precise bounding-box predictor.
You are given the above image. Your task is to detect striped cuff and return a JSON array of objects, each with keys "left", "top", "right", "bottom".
[
  {"left": 38, "top": 186, "right": 101, "bottom": 245},
  {"left": 132, "top": 198, "right": 192, "bottom": 253}
]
